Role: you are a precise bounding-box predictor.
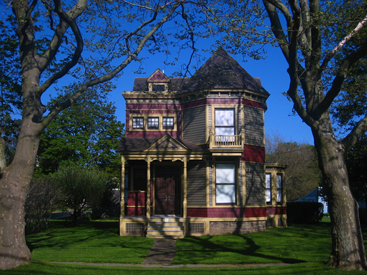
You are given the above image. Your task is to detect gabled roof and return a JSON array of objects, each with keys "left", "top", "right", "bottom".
[
  {"left": 116, "top": 135, "right": 204, "bottom": 152},
  {"left": 186, "top": 48, "right": 269, "bottom": 95}
]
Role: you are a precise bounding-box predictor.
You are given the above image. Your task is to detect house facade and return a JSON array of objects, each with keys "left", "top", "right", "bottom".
[{"left": 117, "top": 48, "right": 287, "bottom": 237}]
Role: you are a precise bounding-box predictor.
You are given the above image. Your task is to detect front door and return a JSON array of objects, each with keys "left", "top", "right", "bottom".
[{"left": 155, "top": 166, "right": 180, "bottom": 215}]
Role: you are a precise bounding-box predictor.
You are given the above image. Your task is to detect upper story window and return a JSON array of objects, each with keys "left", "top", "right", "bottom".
[
  {"left": 215, "top": 109, "right": 235, "bottom": 136},
  {"left": 152, "top": 84, "right": 166, "bottom": 92},
  {"left": 163, "top": 117, "right": 174, "bottom": 129},
  {"left": 148, "top": 117, "right": 159, "bottom": 129},
  {"left": 277, "top": 174, "right": 283, "bottom": 203},
  {"left": 266, "top": 173, "right": 271, "bottom": 204},
  {"left": 215, "top": 163, "right": 236, "bottom": 204},
  {"left": 132, "top": 117, "right": 144, "bottom": 129}
]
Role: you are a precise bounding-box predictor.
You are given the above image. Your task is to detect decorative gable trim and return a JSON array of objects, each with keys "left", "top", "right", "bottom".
[
  {"left": 147, "top": 69, "right": 170, "bottom": 83},
  {"left": 146, "top": 134, "right": 188, "bottom": 152}
]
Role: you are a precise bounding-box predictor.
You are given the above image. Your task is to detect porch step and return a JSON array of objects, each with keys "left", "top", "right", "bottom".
[{"left": 146, "top": 219, "right": 185, "bottom": 239}]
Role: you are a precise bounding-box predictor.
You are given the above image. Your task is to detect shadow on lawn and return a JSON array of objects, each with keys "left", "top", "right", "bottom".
[
  {"left": 26, "top": 221, "right": 122, "bottom": 252},
  {"left": 175, "top": 234, "right": 306, "bottom": 265}
]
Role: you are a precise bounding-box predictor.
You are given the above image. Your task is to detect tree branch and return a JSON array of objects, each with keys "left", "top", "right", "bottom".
[
  {"left": 41, "top": 1, "right": 182, "bottom": 130},
  {"left": 36, "top": 0, "right": 84, "bottom": 98},
  {"left": 37, "top": 0, "right": 86, "bottom": 72},
  {"left": 319, "top": 13, "right": 367, "bottom": 73},
  {"left": 343, "top": 114, "right": 367, "bottom": 152},
  {"left": 315, "top": 42, "right": 367, "bottom": 117}
]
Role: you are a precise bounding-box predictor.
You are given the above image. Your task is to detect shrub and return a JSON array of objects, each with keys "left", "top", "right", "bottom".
[{"left": 287, "top": 202, "right": 323, "bottom": 224}]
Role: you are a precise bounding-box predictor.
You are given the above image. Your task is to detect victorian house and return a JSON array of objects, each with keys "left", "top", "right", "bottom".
[{"left": 117, "top": 48, "right": 286, "bottom": 237}]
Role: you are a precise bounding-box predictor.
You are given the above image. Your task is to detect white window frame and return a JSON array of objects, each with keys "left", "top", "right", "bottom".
[{"left": 215, "top": 163, "right": 236, "bottom": 204}]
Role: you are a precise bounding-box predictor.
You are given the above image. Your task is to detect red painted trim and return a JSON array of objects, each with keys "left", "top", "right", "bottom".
[
  {"left": 266, "top": 206, "right": 287, "bottom": 215},
  {"left": 126, "top": 104, "right": 181, "bottom": 110},
  {"left": 242, "top": 99, "right": 266, "bottom": 109},
  {"left": 242, "top": 145, "right": 265, "bottom": 163},
  {"left": 182, "top": 99, "right": 207, "bottom": 109},
  {"left": 206, "top": 98, "right": 241, "bottom": 105},
  {"left": 125, "top": 131, "right": 179, "bottom": 139},
  {"left": 187, "top": 207, "right": 267, "bottom": 218}
]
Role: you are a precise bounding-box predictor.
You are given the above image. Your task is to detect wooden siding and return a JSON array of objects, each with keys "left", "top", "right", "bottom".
[
  {"left": 187, "top": 161, "right": 207, "bottom": 207},
  {"left": 183, "top": 106, "right": 206, "bottom": 144},
  {"left": 245, "top": 162, "right": 265, "bottom": 206},
  {"left": 244, "top": 106, "right": 264, "bottom": 146}
]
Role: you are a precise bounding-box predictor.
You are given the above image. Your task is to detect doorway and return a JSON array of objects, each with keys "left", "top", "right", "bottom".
[{"left": 155, "top": 165, "right": 181, "bottom": 215}]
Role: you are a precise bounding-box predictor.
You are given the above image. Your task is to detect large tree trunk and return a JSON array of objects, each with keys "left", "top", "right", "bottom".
[
  {"left": 313, "top": 116, "right": 367, "bottom": 270},
  {"left": 0, "top": 117, "right": 41, "bottom": 269}
]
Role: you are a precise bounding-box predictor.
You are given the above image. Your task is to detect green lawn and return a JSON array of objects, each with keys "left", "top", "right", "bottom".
[{"left": 3, "top": 220, "right": 367, "bottom": 274}]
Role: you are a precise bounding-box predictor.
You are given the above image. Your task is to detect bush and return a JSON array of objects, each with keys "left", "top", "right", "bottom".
[
  {"left": 52, "top": 163, "right": 109, "bottom": 225},
  {"left": 287, "top": 202, "right": 323, "bottom": 224}
]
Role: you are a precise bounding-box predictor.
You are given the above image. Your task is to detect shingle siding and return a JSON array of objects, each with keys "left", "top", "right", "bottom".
[
  {"left": 244, "top": 106, "right": 264, "bottom": 146},
  {"left": 183, "top": 106, "right": 206, "bottom": 144},
  {"left": 187, "top": 161, "right": 207, "bottom": 207},
  {"left": 245, "top": 162, "right": 265, "bottom": 206}
]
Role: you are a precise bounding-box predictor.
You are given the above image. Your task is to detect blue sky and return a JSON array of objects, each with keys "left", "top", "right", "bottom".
[{"left": 108, "top": 45, "right": 315, "bottom": 145}]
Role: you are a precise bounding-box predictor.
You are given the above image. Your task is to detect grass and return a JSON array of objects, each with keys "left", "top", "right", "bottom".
[{"left": 3, "top": 220, "right": 367, "bottom": 274}]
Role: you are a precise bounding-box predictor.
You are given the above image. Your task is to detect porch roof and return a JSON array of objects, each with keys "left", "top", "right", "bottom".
[{"left": 116, "top": 136, "right": 204, "bottom": 152}]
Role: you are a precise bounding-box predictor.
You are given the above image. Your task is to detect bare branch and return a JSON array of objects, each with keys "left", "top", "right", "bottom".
[
  {"left": 37, "top": 0, "right": 87, "bottom": 72},
  {"left": 37, "top": 0, "right": 84, "bottom": 98},
  {"left": 41, "top": 1, "right": 182, "bottom": 129},
  {"left": 320, "top": 13, "right": 367, "bottom": 73}
]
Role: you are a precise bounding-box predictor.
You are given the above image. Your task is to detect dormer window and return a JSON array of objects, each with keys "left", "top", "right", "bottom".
[{"left": 152, "top": 84, "right": 166, "bottom": 92}]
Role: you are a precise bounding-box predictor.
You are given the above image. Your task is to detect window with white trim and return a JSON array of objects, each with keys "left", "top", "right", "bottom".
[
  {"left": 132, "top": 117, "right": 144, "bottom": 129},
  {"left": 277, "top": 174, "right": 283, "bottom": 203},
  {"left": 215, "top": 163, "right": 236, "bottom": 204},
  {"left": 148, "top": 117, "right": 159, "bottom": 129},
  {"left": 215, "top": 109, "right": 235, "bottom": 142},
  {"left": 163, "top": 117, "right": 174, "bottom": 129},
  {"left": 266, "top": 173, "right": 271, "bottom": 204}
]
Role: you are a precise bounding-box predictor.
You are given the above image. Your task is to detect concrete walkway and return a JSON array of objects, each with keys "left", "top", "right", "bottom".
[{"left": 143, "top": 239, "right": 176, "bottom": 265}]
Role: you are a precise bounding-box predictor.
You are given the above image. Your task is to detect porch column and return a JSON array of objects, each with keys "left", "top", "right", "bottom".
[
  {"left": 120, "top": 156, "right": 125, "bottom": 218},
  {"left": 183, "top": 158, "right": 187, "bottom": 218},
  {"left": 146, "top": 158, "right": 151, "bottom": 218}
]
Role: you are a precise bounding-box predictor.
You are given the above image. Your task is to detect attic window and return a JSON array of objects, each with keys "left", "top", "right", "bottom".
[{"left": 152, "top": 84, "right": 165, "bottom": 91}]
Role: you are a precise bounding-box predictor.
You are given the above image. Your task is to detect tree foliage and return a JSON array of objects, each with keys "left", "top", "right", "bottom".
[
  {"left": 51, "top": 163, "right": 110, "bottom": 225},
  {"left": 36, "top": 88, "right": 124, "bottom": 177},
  {"left": 266, "top": 133, "right": 321, "bottom": 201}
]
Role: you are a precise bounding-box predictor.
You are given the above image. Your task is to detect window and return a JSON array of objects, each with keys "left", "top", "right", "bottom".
[
  {"left": 215, "top": 109, "right": 235, "bottom": 142},
  {"left": 163, "top": 117, "right": 174, "bottom": 129},
  {"left": 152, "top": 84, "right": 165, "bottom": 91},
  {"left": 216, "top": 163, "right": 236, "bottom": 204},
  {"left": 132, "top": 117, "right": 144, "bottom": 129},
  {"left": 277, "top": 174, "right": 283, "bottom": 203},
  {"left": 266, "top": 173, "right": 271, "bottom": 204},
  {"left": 148, "top": 117, "right": 159, "bottom": 129}
]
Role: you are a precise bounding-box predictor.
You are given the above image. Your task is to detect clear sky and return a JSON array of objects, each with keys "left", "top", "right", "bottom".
[{"left": 108, "top": 45, "right": 315, "bottom": 145}]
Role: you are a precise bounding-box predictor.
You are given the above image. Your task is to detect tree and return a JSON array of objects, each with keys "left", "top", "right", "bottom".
[
  {"left": 205, "top": 0, "right": 367, "bottom": 269},
  {"left": 266, "top": 133, "right": 321, "bottom": 201},
  {"left": 36, "top": 88, "right": 124, "bottom": 177},
  {"left": 0, "top": 0, "right": 205, "bottom": 269},
  {"left": 51, "top": 163, "right": 109, "bottom": 225}
]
